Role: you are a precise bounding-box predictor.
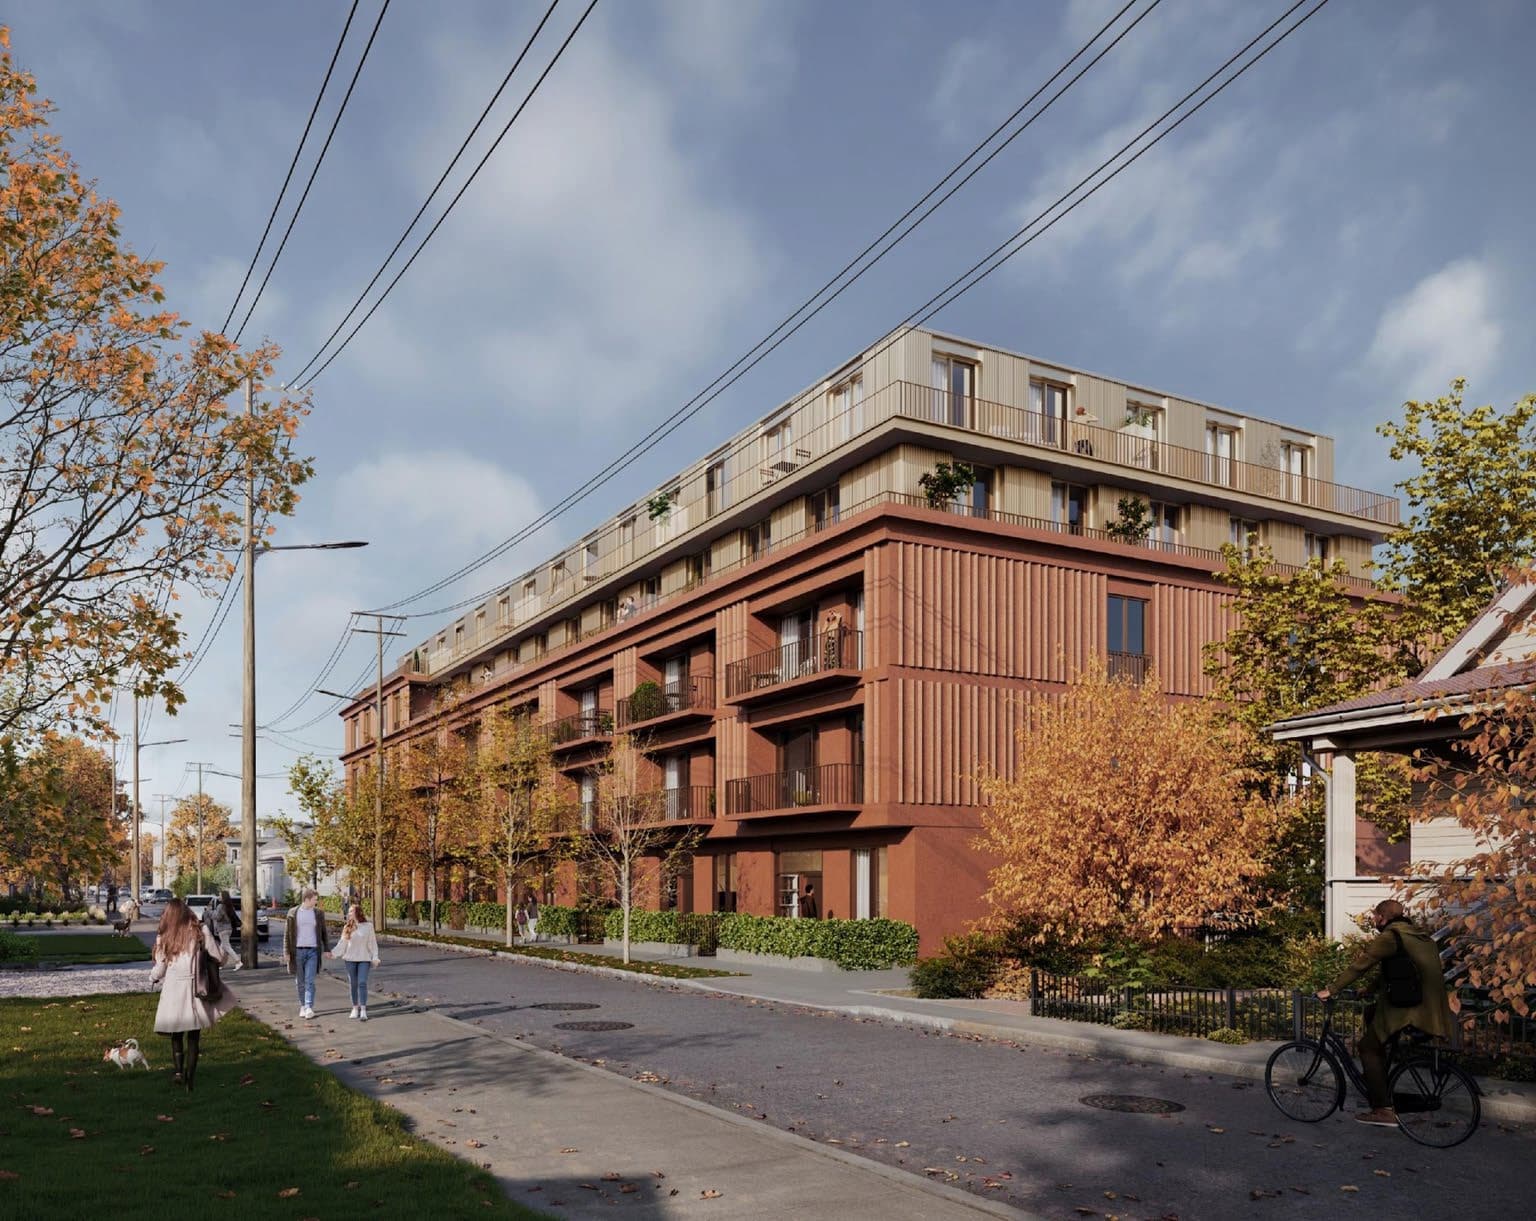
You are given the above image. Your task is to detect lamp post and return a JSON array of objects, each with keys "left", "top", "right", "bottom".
[
  {"left": 128, "top": 688, "right": 186, "bottom": 902},
  {"left": 238, "top": 481, "right": 366, "bottom": 968}
]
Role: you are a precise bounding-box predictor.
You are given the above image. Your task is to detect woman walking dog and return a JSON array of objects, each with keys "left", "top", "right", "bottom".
[
  {"left": 328, "top": 902, "right": 382, "bottom": 1020},
  {"left": 149, "top": 898, "right": 237, "bottom": 1090}
]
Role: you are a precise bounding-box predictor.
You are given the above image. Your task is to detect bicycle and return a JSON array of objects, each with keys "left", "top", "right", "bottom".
[{"left": 1264, "top": 998, "right": 1480, "bottom": 1147}]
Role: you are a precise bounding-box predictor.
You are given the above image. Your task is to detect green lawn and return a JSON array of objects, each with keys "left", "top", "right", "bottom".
[
  {"left": 0, "top": 993, "right": 547, "bottom": 1219},
  {"left": 17, "top": 933, "right": 151, "bottom": 965},
  {"left": 387, "top": 925, "right": 744, "bottom": 978}
]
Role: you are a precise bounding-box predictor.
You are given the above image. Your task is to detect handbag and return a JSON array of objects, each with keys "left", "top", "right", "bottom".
[{"left": 193, "top": 938, "right": 224, "bottom": 1004}]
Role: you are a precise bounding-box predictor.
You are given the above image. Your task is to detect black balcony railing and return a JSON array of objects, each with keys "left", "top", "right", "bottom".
[
  {"left": 616, "top": 675, "right": 713, "bottom": 729},
  {"left": 618, "top": 784, "right": 716, "bottom": 824},
  {"left": 725, "top": 628, "right": 863, "bottom": 699},
  {"left": 549, "top": 709, "right": 614, "bottom": 746},
  {"left": 725, "top": 762, "right": 863, "bottom": 816},
  {"left": 1107, "top": 651, "right": 1150, "bottom": 683}
]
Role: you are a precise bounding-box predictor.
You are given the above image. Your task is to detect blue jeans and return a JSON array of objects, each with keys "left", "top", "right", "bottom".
[
  {"left": 294, "top": 947, "right": 319, "bottom": 1008},
  {"left": 345, "top": 959, "right": 372, "bottom": 1008}
]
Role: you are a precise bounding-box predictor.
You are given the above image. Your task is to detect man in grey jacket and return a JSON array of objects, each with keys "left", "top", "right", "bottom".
[{"left": 283, "top": 889, "right": 331, "bottom": 1020}]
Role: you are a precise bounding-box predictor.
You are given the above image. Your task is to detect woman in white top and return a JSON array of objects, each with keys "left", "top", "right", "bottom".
[{"left": 328, "top": 902, "right": 382, "bottom": 1020}]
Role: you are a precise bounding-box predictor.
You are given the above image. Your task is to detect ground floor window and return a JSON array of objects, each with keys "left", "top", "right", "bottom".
[
  {"left": 712, "top": 852, "right": 737, "bottom": 912},
  {"left": 853, "top": 846, "right": 887, "bottom": 919},
  {"left": 776, "top": 849, "right": 823, "bottom": 918}
]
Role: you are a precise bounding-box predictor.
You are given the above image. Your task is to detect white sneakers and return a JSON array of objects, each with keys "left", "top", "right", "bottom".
[
  {"left": 359, "top": 1007, "right": 369, "bottom": 1021},
  {"left": 298, "top": 1005, "right": 315, "bottom": 1020},
  {"left": 349, "top": 1006, "right": 359, "bottom": 1019}
]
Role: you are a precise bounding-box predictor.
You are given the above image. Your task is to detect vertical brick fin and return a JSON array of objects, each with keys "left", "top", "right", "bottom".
[{"left": 895, "top": 675, "right": 1031, "bottom": 805}]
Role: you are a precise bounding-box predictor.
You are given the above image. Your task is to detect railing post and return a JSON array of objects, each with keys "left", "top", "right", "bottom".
[
  {"left": 1292, "top": 989, "right": 1303, "bottom": 1041},
  {"left": 1225, "top": 987, "right": 1237, "bottom": 1031},
  {"left": 1030, "top": 969, "right": 1040, "bottom": 1014}
]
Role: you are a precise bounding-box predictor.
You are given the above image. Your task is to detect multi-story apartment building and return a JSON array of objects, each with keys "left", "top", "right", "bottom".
[{"left": 339, "top": 327, "right": 1398, "bottom": 953}]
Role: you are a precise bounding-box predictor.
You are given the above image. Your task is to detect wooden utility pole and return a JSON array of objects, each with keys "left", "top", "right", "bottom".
[
  {"left": 154, "top": 794, "right": 173, "bottom": 888},
  {"left": 240, "top": 375, "right": 259, "bottom": 968},
  {"left": 130, "top": 692, "right": 141, "bottom": 902}
]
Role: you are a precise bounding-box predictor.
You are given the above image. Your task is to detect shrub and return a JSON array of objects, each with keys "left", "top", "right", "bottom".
[
  {"left": 1111, "top": 1009, "right": 1153, "bottom": 1031},
  {"left": 0, "top": 930, "right": 38, "bottom": 963},
  {"left": 536, "top": 904, "right": 580, "bottom": 938},
  {"left": 628, "top": 680, "right": 667, "bottom": 724},
  {"left": 1206, "top": 1026, "right": 1249, "bottom": 1045},
  {"left": 320, "top": 895, "right": 344, "bottom": 914},
  {"left": 463, "top": 901, "right": 506, "bottom": 930},
  {"left": 910, "top": 933, "right": 1003, "bottom": 998},
  {"left": 385, "top": 898, "right": 413, "bottom": 920}
]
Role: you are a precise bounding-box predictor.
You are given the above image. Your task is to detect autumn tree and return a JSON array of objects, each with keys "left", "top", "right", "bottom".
[
  {"left": 978, "top": 662, "right": 1279, "bottom": 946},
  {"left": 399, "top": 684, "right": 481, "bottom": 934},
  {"left": 164, "top": 793, "right": 233, "bottom": 889},
  {"left": 475, "top": 703, "right": 566, "bottom": 946},
  {"left": 580, "top": 735, "right": 701, "bottom": 963},
  {"left": 0, "top": 30, "right": 313, "bottom": 738},
  {"left": 0, "top": 733, "right": 118, "bottom": 897},
  {"left": 1404, "top": 688, "right": 1536, "bottom": 1018},
  {"left": 1205, "top": 544, "right": 1415, "bottom": 918},
  {"left": 1377, "top": 379, "right": 1536, "bottom": 648}
]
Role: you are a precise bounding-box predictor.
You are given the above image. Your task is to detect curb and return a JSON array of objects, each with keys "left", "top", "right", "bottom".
[
  {"left": 377, "top": 931, "right": 724, "bottom": 992},
  {"left": 383, "top": 932, "right": 1536, "bottom": 1127}
]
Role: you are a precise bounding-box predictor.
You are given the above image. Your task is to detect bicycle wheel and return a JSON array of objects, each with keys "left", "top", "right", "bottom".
[
  {"left": 1265, "top": 1040, "right": 1345, "bottom": 1122},
  {"left": 1390, "top": 1056, "right": 1480, "bottom": 1148}
]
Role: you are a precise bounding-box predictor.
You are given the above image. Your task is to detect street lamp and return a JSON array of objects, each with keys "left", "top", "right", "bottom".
[{"left": 239, "top": 425, "right": 367, "bottom": 970}]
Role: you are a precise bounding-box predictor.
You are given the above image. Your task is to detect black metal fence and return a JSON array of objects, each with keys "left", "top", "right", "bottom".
[{"left": 1030, "top": 971, "right": 1536, "bottom": 1062}]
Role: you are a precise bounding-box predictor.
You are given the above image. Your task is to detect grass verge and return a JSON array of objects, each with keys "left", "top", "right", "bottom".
[
  {"left": 14, "top": 933, "right": 151, "bottom": 965},
  {"left": 385, "top": 926, "right": 743, "bottom": 979},
  {"left": 0, "top": 993, "right": 547, "bottom": 1219}
]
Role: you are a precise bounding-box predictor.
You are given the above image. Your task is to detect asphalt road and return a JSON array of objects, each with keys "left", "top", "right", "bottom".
[{"left": 319, "top": 940, "right": 1531, "bottom": 1221}]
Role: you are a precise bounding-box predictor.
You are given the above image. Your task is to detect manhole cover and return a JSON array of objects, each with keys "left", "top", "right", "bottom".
[
  {"left": 1079, "top": 1094, "right": 1185, "bottom": 1114},
  {"left": 554, "top": 1021, "right": 634, "bottom": 1032},
  {"left": 530, "top": 1002, "right": 601, "bottom": 1011}
]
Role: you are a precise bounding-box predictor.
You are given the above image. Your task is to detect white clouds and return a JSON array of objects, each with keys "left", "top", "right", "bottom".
[
  {"left": 926, "top": 38, "right": 1006, "bottom": 142},
  {"left": 1364, "top": 257, "right": 1502, "bottom": 398},
  {"left": 657, "top": 0, "right": 797, "bottom": 105}
]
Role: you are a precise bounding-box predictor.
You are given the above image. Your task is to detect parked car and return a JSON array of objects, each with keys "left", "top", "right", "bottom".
[
  {"left": 184, "top": 894, "right": 216, "bottom": 922},
  {"left": 151, "top": 888, "right": 173, "bottom": 904},
  {"left": 139, "top": 886, "right": 155, "bottom": 903},
  {"left": 229, "top": 894, "right": 270, "bottom": 942}
]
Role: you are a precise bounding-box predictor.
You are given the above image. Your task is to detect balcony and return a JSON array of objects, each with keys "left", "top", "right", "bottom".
[
  {"left": 548, "top": 709, "right": 614, "bottom": 752},
  {"left": 618, "top": 785, "right": 717, "bottom": 826},
  {"left": 725, "top": 628, "right": 864, "bottom": 704},
  {"left": 616, "top": 675, "right": 714, "bottom": 731},
  {"left": 550, "top": 800, "right": 599, "bottom": 834},
  {"left": 725, "top": 763, "right": 863, "bottom": 818},
  {"left": 1107, "top": 651, "right": 1150, "bottom": 683}
]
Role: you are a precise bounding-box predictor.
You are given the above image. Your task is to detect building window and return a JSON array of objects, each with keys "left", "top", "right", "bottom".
[
  {"left": 762, "top": 419, "right": 797, "bottom": 475},
  {"left": 964, "top": 464, "right": 994, "bottom": 515},
  {"left": 687, "top": 547, "right": 711, "bottom": 586},
  {"left": 1030, "top": 379, "right": 1071, "bottom": 446},
  {"left": 551, "top": 559, "right": 569, "bottom": 588},
  {"left": 1281, "top": 441, "right": 1312, "bottom": 501},
  {"left": 932, "top": 354, "right": 976, "bottom": 427},
  {"left": 1206, "top": 423, "right": 1239, "bottom": 485},
  {"left": 776, "top": 849, "right": 824, "bottom": 918},
  {"left": 853, "top": 846, "right": 887, "bottom": 920},
  {"left": 713, "top": 852, "right": 738, "bottom": 912},
  {"left": 810, "top": 484, "right": 840, "bottom": 531},
  {"left": 1305, "top": 532, "right": 1332, "bottom": 564},
  {"left": 1050, "top": 481, "right": 1088, "bottom": 534},
  {"left": 706, "top": 453, "right": 728, "bottom": 516},
  {"left": 521, "top": 576, "right": 538, "bottom": 603},
  {"left": 579, "top": 772, "right": 597, "bottom": 831},
  {"left": 1149, "top": 501, "right": 1181, "bottom": 548},
  {"left": 1229, "top": 516, "right": 1261, "bottom": 557},
  {"left": 746, "top": 515, "right": 772, "bottom": 561},
  {"left": 831, "top": 374, "right": 864, "bottom": 441},
  {"left": 583, "top": 537, "right": 599, "bottom": 578},
  {"left": 1107, "top": 594, "right": 1148, "bottom": 682}
]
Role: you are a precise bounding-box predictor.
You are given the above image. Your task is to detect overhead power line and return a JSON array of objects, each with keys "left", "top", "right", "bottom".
[
  {"left": 222, "top": 1, "right": 361, "bottom": 336},
  {"left": 290, "top": 0, "right": 601, "bottom": 389},
  {"left": 286, "top": 0, "right": 566, "bottom": 387},
  {"left": 360, "top": 0, "right": 1165, "bottom": 617},
  {"left": 233, "top": 0, "right": 393, "bottom": 344}
]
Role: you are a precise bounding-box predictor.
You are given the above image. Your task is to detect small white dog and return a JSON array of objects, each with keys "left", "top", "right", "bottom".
[{"left": 103, "top": 1038, "right": 151, "bottom": 1070}]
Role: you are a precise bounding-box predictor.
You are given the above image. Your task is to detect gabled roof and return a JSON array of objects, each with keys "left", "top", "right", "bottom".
[{"left": 1268, "top": 573, "right": 1536, "bottom": 742}]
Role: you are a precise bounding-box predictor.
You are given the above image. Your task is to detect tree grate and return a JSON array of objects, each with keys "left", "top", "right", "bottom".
[
  {"left": 554, "top": 1021, "right": 635, "bottom": 1032},
  {"left": 1079, "top": 1094, "right": 1186, "bottom": 1114}
]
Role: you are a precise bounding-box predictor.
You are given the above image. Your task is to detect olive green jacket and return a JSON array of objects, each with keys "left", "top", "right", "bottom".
[{"left": 1328, "top": 918, "right": 1453, "bottom": 1042}]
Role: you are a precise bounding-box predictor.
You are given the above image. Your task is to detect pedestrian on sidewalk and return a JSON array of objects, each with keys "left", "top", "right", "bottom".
[
  {"left": 526, "top": 893, "right": 540, "bottom": 942},
  {"left": 206, "top": 889, "right": 242, "bottom": 971},
  {"left": 149, "top": 898, "right": 237, "bottom": 1091},
  {"left": 283, "top": 889, "right": 330, "bottom": 1020},
  {"left": 329, "top": 902, "right": 382, "bottom": 1020}
]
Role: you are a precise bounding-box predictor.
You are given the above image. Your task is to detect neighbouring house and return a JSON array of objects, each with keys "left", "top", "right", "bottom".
[
  {"left": 1269, "top": 574, "right": 1536, "bottom": 939},
  {"left": 339, "top": 327, "right": 1399, "bottom": 954}
]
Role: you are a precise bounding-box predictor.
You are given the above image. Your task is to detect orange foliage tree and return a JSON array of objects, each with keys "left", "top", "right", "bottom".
[
  {"left": 0, "top": 733, "right": 119, "bottom": 897},
  {"left": 0, "top": 29, "right": 312, "bottom": 737},
  {"left": 978, "top": 662, "right": 1281, "bottom": 945},
  {"left": 164, "top": 793, "right": 235, "bottom": 885},
  {"left": 1406, "top": 688, "right": 1536, "bottom": 1018}
]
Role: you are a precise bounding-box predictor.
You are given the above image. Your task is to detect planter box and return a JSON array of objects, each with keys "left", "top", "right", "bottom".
[
  {"left": 602, "top": 938, "right": 699, "bottom": 959},
  {"left": 715, "top": 948, "right": 846, "bottom": 973}
]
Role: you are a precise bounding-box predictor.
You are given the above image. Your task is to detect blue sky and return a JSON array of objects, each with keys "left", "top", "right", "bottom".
[{"left": 9, "top": 0, "right": 1532, "bottom": 823}]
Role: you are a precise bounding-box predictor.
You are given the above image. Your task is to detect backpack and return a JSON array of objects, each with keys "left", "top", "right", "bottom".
[{"left": 1382, "top": 927, "right": 1423, "bottom": 1008}]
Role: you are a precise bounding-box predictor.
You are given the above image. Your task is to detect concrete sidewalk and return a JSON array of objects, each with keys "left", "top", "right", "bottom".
[
  {"left": 234, "top": 963, "right": 1029, "bottom": 1220},
  {"left": 385, "top": 925, "right": 1536, "bottom": 1126}
]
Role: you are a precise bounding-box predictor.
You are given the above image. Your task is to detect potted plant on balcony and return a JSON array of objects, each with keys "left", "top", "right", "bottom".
[
  {"left": 1104, "top": 497, "right": 1152, "bottom": 545},
  {"left": 647, "top": 489, "right": 678, "bottom": 522},
  {"left": 917, "top": 460, "right": 976, "bottom": 511},
  {"left": 1120, "top": 404, "right": 1156, "bottom": 437},
  {"left": 628, "top": 680, "right": 667, "bottom": 724}
]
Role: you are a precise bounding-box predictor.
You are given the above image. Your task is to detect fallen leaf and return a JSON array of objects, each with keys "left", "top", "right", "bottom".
[
  {"left": 1341, "top": 1185, "right": 1359, "bottom": 1193},
  {"left": 1207, "top": 1126, "right": 1226, "bottom": 1134},
  {"left": 238, "top": 1074, "right": 254, "bottom": 1086},
  {"left": 155, "top": 1115, "right": 174, "bottom": 1123},
  {"left": 701, "top": 1189, "right": 723, "bottom": 1199},
  {"left": 28, "top": 1106, "right": 53, "bottom": 1117},
  {"left": 0, "top": 1171, "right": 17, "bottom": 1182},
  {"left": 895, "top": 1140, "right": 910, "bottom": 1148},
  {"left": 68, "top": 1128, "right": 85, "bottom": 1139},
  {"left": 216, "top": 1190, "right": 235, "bottom": 1199},
  {"left": 466, "top": 1140, "right": 485, "bottom": 1149},
  {"left": 1374, "top": 1170, "right": 1391, "bottom": 1178},
  {"left": 278, "top": 1187, "right": 300, "bottom": 1198},
  {"left": 139, "top": 1146, "right": 154, "bottom": 1156},
  {"left": 559, "top": 1147, "right": 579, "bottom": 1154},
  {"left": 344, "top": 1181, "right": 359, "bottom": 1190}
]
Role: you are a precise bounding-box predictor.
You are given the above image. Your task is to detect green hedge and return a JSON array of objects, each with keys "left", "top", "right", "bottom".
[
  {"left": 0, "top": 930, "right": 39, "bottom": 963},
  {"left": 598, "top": 908, "right": 918, "bottom": 970}
]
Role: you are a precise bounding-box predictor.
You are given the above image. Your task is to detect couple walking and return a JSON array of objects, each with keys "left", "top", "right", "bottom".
[{"left": 282, "top": 889, "right": 381, "bottom": 1020}]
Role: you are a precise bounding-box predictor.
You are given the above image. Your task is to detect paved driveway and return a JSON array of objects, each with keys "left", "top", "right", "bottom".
[{"left": 357, "top": 942, "right": 1532, "bottom": 1220}]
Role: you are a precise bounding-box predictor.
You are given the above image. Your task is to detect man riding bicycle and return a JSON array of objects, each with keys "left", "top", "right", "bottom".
[{"left": 1316, "top": 898, "right": 1453, "bottom": 1128}]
